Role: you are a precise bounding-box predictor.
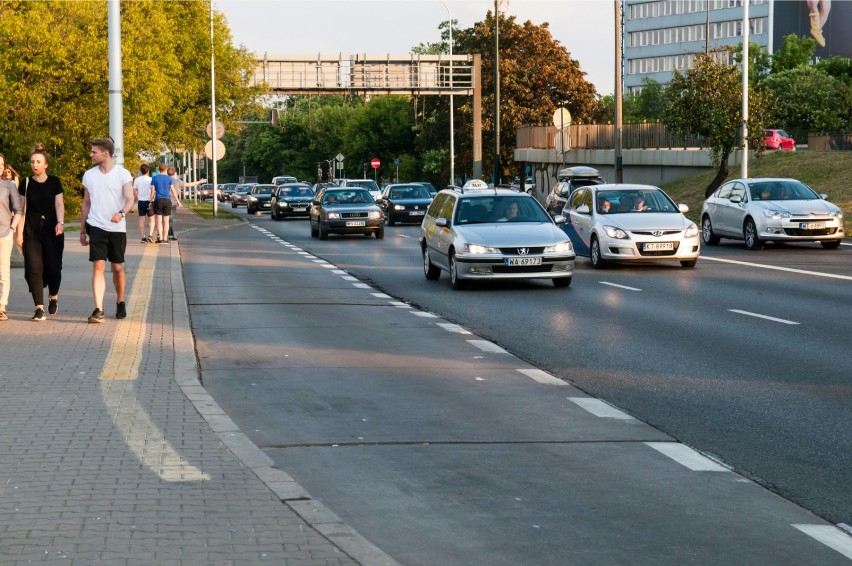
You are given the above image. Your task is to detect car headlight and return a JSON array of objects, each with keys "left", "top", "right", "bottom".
[
  {"left": 831, "top": 210, "right": 843, "bottom": 218},
  {"left": 248, "top": 196, "right": 257, "bottom": 201},
  {"left": 763, "top": 209, "right": 791, "bottom": 219},
  {"left": 279, "top": 201, "right": 290, "bottom": 207},
  {"left": 465, "top": 243, "right": 500, "bottom": 254},
  {"left": 603, "top": 225, "right": 629, "bottom": 239},
  {"left": 684, "top": 223, "right": 699, "bottom": 238},
  {"left": 544, "top": 241, "right": 573, "bottom": 253},
  {"left": 368, "top": 211, "right": 382, "bottom": 219},
  {"left": 394, "top": 205, "right": 405, "bottom": 211},
  {"left": 326, "top": 212, "right": 341, "bottom": 219}
]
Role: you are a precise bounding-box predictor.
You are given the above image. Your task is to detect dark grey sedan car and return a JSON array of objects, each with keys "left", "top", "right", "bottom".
[
  {"left": 271, "top": 183, "right": 315, "bottom": 220},
  {"left": 309, "top": 188, "right": 385, "bottom": 239},
  {"left": 246, "top": 184, "right": 275, "bottom": 214},
  {"left": 378, "top": 183, "right": 434, "bottom": 225}
]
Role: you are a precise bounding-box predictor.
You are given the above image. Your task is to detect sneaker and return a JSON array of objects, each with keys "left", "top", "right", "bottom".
[
  {"left": 88, "top": 308, "right": 105, "bottom": 323},
  {"left": 116, "top": 302, "right": 127, "bottom": 319},
  {"left": 32, "top": 308, "right": 47, "bottom": 322},
  {"left": 48, "top": 298, "right": 58, "bottom": 315},
  {"left": 0, "top": 311, "right": 7, "bottom": 321},
  {"left": 141, "top": 237, "right": 148, "bottom": 243}
]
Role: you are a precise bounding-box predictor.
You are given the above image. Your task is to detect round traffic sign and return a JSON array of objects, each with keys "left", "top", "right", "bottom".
[
  {"left": 206, "top": 121, "right": 225, "bottom": 139},
  {"left": 371, "top": 158, "right": 381, "bottom": 169},
  {"left": 552, "top": 107, "right": 572, "bottom": 130},
  {"left": 204, "top": 139, "right": 226, "bottom": 160}
]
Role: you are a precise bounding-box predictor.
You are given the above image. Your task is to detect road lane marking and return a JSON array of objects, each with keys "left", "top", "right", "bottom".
[
  {"left": 411, "top": 311, "right": 437, "bottom": 318},
  {"left": 437, "top": 323, "right": 471, "bottom": 334},
  {"left": 569, "top": 397, "right": 632, "bottom": 418},
  {"left": 792, "top": 525, "right": 852, "bottom": 559},
  {"left": 729, "top": 309, "right": 800, "bottom": 325},
  {"left": 645, "top": 443, "right": 729, "bottom": 471},
  {"left": 313, "top": 259, "right": 327, "bottom": 263},
  {"left": 600, "top": 281, "right": 642, "bottom": 291},
  {"left": 341, "top": 275, "right": 358, "bottom": 281},
  {"left": 389, "top": 301, "right": 410, "bottom": 308},
  {"left": 517, "top": 369, "right": 566, "bottom": 386},
  {"left": 353, "top": 283, "right": 371, "bottom": 289},
  {"left": 702, "top": 256, "right": 852, "bottom": 281},
  {"left": 321, "top": 264, "right": 336, "bottom": 268},
  {"left": 99, "top": 245, "right": 209, "bottom": 482},
  {"left": 467, "top": 340, "right": 509, "bottom": 354},
  {"left": 332, "top": 269, "right": 346, "bottom": 275},
  {"left": 399, "top": 234, "right": 412, "bottom": 238},
  {"left": 371, "top": 293, "right": 391, "bottom": 298}
]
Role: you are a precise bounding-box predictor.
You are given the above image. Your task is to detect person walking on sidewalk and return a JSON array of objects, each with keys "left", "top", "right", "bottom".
[
  {"left": 150, "top": 163, "right": 181, "bottom": 244},
  {"left": 133, "top": 163, "right": 155, "bottom": 243},
  {"left": 80, "top": 138, "right": 134, "bottom": 323},
  {"left": 166, "top": 166, "right": 206, "bottom": 241},
  {"left": 15, "top": 144, "right": 66, "bottom": 322},
  {"left": 0, "top": 153, "right": 23, "bottom": 321}
]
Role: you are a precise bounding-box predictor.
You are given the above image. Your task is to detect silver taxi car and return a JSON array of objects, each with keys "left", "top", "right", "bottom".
[{"left": 420, "top": 187, "right": 575, "bottom": 289}]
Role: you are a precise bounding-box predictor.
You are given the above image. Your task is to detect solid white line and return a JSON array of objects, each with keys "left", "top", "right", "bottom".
[
  {"left": 410, "top": 311, "right": 437, "bottom": 318},
  {"left": 600, "top": 281, "right": 642, "bottom": 291},
  {"left": 467, "top": 340, "right": 509, "bottom": 354},
  {"left": 569, "top": 397, "right": 632, "bottom": 418},
  {"left": 702, "top": 256, "right": 852, "bottom": 281},
  {"left": 517, "top": 369, "right": 566, "bottom": 386},
  {"left": 728, "top": 309, "right": 800, "bottom": 325},
  {"left": 645, "top": 443, "right": 729, "bottom": 472},
  {"left": 792, "top": 525, "right": 852, "bottom": 559},
  {"left": 437, "top": 323, "right": 471, "bottom": 335},
  {"left": 841, "top": 242, "right": 852, "bottom": 247}
]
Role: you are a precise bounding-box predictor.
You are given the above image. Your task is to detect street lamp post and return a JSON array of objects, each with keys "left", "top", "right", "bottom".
[
  {"left": 439, "top": 1, "right": 454, "bottom": 187},
  {"left": 493, "top": 0, "right": 501, "bottom": 186}
]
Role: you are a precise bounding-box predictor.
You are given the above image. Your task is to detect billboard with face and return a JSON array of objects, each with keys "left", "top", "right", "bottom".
[{"left": 773, "top": 0, "right": 852, "bottom": 58}]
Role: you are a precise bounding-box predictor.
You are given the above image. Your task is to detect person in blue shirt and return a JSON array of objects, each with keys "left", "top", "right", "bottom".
[{"left": 149, "top": 164, "right": 181, "bottom": 243}]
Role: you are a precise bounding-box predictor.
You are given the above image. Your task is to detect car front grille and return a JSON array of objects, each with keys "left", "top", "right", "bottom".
[
  {"left": 631, "top": 230, "right": 682, "bottom": 236},
  {"left": 498, "top": 247, "right": 545, "bottom": 255},
  {"left": 342, "top": 212, "right": 368, "bottom": 219},
  {"left": 492, "top": 265, "right": 554, "bottom": 274},
  {"left": 783, "top": 227, "right": 838, "bottom": 236}
]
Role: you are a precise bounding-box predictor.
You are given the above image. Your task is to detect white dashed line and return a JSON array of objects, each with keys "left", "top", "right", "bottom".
[
  {"left": 728, "top": 309, "right": 800, "bottom": 325},
  {"left": 291, "top": 247, "right": 303, "bottom": 251},
  {"left": 312, "top": 259, "right": 327, "bottom": 264},
  {"left": 332, "top": 270, "right": 346, "bottom": 275},
  {"left": 321, "top": 264, "right": 336, "bottom": 269},
  {"left": 304, "top": 255, "right": 317, "bottom": 259},
  {"left": 371, "top": 293, "right": 391, "bottom": 298},
  {"left": 399, "top": 234, "right": 412, "bottom": 238},
  {"left": 467, "top": 340, "right": 509, "bottom": 354},
  {"left": 792, "top": 525, "right": 852, "bottom": 559},
  {"left": 568, "top": 397, "right": 632, "bottom": 418},
  {"left": 645, "top": 443, "right": 729, "bottom": 472},
  {"left": 353, "top": 283, "right": 371, "bottom": 289},
  {"left": 437, "top": 323, "right": 471, "bottom": 334},
  {"left": 341, "top": 275, "right": 358, "bottom": 281},
  {"left": 389, "top": 301, "right": 409, "bottom": 307},
  {"left": 516, "top": 369, "right": 566, "bottom": 386},
  {"left": 600, "top": 281, "right": 642, "bottom": 291},
  {"left": 410, "top": 311, "right": 437, "bottom": 318},
  {"left": 701, "top": 256, "right": 852, "bottom": 281}
]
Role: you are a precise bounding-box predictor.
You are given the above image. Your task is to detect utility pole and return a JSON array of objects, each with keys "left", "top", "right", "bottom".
[
  {"left": 614, "top": 0, "right": 623, "bottom": 183},
  {"left": 107, "top": 0, "right": 124, "bottom": 166},
  {"left": 493, "top": 0, "right": 501, "bottom": 186}
]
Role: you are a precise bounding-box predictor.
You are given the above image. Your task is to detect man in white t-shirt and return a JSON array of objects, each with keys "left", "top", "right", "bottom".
[
  {"left": 80, "top": 138, "right": 134, "bottom": 323},
  {"left": 133, "top": 163, "right": 154, "bottom": 243}
]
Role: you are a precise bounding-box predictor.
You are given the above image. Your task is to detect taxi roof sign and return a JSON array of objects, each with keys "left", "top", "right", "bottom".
[{"left": 462, "top": 179, "right": 489, "bottom": 191}]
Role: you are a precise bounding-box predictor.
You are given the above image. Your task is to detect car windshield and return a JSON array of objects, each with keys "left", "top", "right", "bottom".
[
  {"left": 596, "top": 189, "right": 677, "bottom": 214},
  {"left": 282, "top": 186, "right": 313, "bottom": 197},
  {"left": 455, "top": 196, "right": 550, "bottom": 224},
  {"left": 390, "top": 185, "right": 431, "bottom": 199},
  {"left": 750, "top": 180, "right": 819, "bottom": 201},
  {"left": 347, "top": 180, "right": 380, "bottom": 192},
  {"left": 323, "top": 189, "right": 374, "bottom": 204},
  {"left": 253, "top": 186, "right": 274, "bottom": 195}
]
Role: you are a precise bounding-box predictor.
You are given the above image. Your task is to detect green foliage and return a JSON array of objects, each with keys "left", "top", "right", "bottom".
[
  {"left": 771, "top": 34, "right": 817, "bottom": 73},
  {"left": 816, "top": 56, "right": 852, "bottom": 84},
  {"left": 762, "top": 66, "right": 844, "bottom": 139},
  {"left": 733, "top": 41, "right": 772, "bottom": 85},
  {"left": 0, "top": 1, "right": 260, "bottom": 216}
]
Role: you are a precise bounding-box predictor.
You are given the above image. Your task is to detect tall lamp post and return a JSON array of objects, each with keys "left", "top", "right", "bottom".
[
  {"left": 439, "top": 0, "right": 454, "bottom": 187},
  {"left": 493, "top": 0, "right": 501, "bottom": 185}
]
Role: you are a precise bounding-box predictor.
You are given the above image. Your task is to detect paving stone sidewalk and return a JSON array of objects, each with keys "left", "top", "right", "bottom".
[{"left": 0, "top": 209, "right": 361, "bottom": 565}]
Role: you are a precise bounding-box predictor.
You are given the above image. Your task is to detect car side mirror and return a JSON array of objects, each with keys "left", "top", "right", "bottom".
[
  {"left": 728, "top": 195, "right": 741, "bottom": 204},
  {"left": 678, "top": 203, "right": 690, "bottom": 213},
  {"left": 576, "top": 205, "right": 590, "bottom": 215},
  {"left": 553, "top": 215, "right": 566, "bottom": 225},
  {"left": 435, "top": 218, "right": 448, "bottom": 227},
  {"left": 820, "top": 193, "right": 829, "bottom": 200}
]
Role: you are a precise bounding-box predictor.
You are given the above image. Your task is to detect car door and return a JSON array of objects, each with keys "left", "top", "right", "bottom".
[
  {"left": 716, "top": 182, "right": 747, "bottom": 235},
  {"left": 423, "top": 194, "right": 453, "bottom": 270},
  {"left": 563, "top": 188, "right": 592, "bottom": 255},
  {"left": 708, "top": 182, "right": 734, "bottom": 235}
]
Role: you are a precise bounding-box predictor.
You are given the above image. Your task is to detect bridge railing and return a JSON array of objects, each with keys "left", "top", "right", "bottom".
[{"left": 516, "top": 123, "right": 706, "bottom": 150}]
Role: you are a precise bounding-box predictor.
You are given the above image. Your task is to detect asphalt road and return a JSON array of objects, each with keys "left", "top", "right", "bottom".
[{"left": 183, "top": 207, "right": 851, "bottom": 564}]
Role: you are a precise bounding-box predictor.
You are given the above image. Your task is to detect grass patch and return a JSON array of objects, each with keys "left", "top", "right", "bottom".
[
  {"left": 662, "top": 150, "right": 852, "bottom": 232},
  {"left": 182, "top": 200, "right": 244, "bottom": 221}
]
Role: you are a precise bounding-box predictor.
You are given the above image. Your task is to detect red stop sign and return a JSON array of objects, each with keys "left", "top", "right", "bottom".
[{"left": 371, "top": 158, "right": 381, "bottom": 169}]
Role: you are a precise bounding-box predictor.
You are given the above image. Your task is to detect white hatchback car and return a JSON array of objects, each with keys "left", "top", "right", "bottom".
[
  {"left": 700, "top": 178, "right": 844, "bottom": 250},
  {"left": 562, "top": 184, "right": 700, "bottom": 268}
]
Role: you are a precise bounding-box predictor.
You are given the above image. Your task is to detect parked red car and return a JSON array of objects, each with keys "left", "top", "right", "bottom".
[{"left": 765, "top": 129, "right": 796, "bottom": 151}]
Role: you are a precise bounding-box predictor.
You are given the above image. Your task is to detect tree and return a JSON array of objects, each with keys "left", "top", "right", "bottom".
[
  {"left": 762, "top": 66, "right": 844, "bottom": 139},
  {"left": 663, "top": 51, "right": 771, "bottom": 197},
  {"left": 771, "top": 34, "right": 817, "bottom": 73},
  {"left": 733, "top": 41, "right": 772, "bottom": 85}
]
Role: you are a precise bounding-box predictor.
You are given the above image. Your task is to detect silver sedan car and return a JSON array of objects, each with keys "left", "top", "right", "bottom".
[
  {"left": 700, "top": 178, "right": 844, "bottom": 250},
  {"left": 420, "top": 189, "right": 575, "bottom": 289},
  {"left": 562, "top": 184, "right": 700, "bottom": 268}
]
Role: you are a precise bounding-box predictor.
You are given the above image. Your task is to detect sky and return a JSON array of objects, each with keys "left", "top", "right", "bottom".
[{"left": 216, "top": 0, "right": 616, "bottom": 96}]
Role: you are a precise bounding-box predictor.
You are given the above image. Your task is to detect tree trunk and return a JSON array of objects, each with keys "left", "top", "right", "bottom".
[{"left": 705, "top": 148, "right": 731, "bottom": 198}]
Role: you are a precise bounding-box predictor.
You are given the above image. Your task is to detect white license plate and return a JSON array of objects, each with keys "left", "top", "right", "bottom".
[
  {"left": 410, "top": 211, "right": 426, "bottom": 216},
  {"left": 642, "top": 242, "right": 674, "bottom": 251},
  {"left": 799, "top": 222, "right": 825, "bottom": 230},
  {"left": 505, "top": 257, "right": 542, "bottom": 266},
  {"left": 293, "top": 206, "right": 307, "bottom": 210},
  {"left": 262, "top": 203, "right": 271, "bottom": 208},
  {"left": 346, "top": 220, "right": 366, "bottom": 227}
]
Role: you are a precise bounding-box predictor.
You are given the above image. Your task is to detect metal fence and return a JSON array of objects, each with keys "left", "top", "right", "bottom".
[
  {"left": 808, "top": 133, "right": 852, "bottom": 151},
  {"left": 516, "top": 123, "right": 706, "bottom": 150}
]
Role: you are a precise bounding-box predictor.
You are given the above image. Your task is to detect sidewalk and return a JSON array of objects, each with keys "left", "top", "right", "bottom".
[{"left": 0, "top": 207, "right": 373, "bottom": 565}]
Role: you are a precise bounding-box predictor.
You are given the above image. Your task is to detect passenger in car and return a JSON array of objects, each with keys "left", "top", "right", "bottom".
[
  {"left": 498, "top": 201, "right": 520, "bottom": 222},
  {"left": 633, "top": 196, "right": 648, "bottom": 211},
  {"left": 599, "top": 198, "right": 612, "bottom": 213}
]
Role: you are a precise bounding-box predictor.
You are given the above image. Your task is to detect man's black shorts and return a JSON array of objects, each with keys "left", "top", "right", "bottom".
[
  {"left": 153, "top": 198, "right": 172, "bottom": 216},
  {"left": 86, "top": 224, "right": 126, "bottom": 264},
  {"left": 138, "top": 200, "right": 151, "bottom": 216}
]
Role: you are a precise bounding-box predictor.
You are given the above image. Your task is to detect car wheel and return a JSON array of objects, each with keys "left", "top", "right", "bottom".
[
  {"left": 821, "top": 239, "right": 841, "bottom": 249},
  {"left": 743, "top": 218, "right": 764, "bottom": 250},
  {"left": 449, "top": 251, "right": 466, "bottom": 289},
  {"left": 423, "top": 247, "right": 441, "bottom": 280},
  {"left": 590, "top": 236, "right": 607, "bottom": 269},
  {"left": 375, "top": 226, "right": 385, "bottom": 239},
  {"left": 680, "top": 259, "right": 698, "bottom": 268},
  {"left": 319, "top": 223, "right": 329, "bottom": 240},
  {"left": 552, "top": 277, "right": 572, "bottom": 288},
  {"left": 701, "top": 215, "right": 720, "bottom": 245},
  {"left": 310, "top": 220, "right": 319, "bottom": 238}
]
